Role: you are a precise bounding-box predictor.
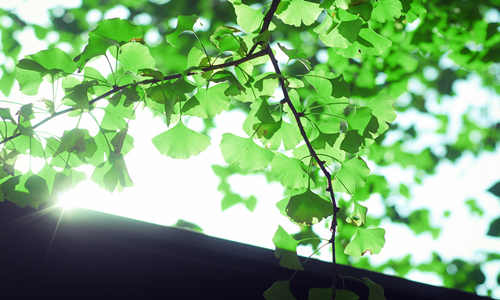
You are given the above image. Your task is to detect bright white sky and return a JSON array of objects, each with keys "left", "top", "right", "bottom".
[{"left": 1, "top": 0, "right": 499, "bottom": 297}]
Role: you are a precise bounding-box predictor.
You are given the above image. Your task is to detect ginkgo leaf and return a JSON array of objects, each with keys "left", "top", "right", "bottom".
[
  {"left": 184, "top": 83, "right": 230, "bottom": 118},
  {"left": 270, "top": 153, "right": 309, "bottom": 189},
  {"left": 308, "top": 288, "right": 359, "bottom": 300},
  {"left": 286, "top": 189, "right": 332, "bottom": 225},
  {"left": 333, "top": 157, "right": 370, "bottom": 195},
  {"left": 277, "top": 0, "right": 323, "bottom": 27},
  {"left": 344, "top": 227, "right": 386, "bottom": 256},
  {"left": 314, "top": 15, "right": 350, "bottom": 48},
  {"left": 119, "top": 42, "right": 155, "bottom": 73},
  {"left": 358, "top": 28, "right": 392, "bottom": 55},
  {"left": 18, "top": 48, "right": 76, "bottom": 75},
  {"left": 229, "top": 1, "right": 263, "bottom": 33},
  {"left": 166, "top": 15, "right": 198, "bottom": 47},
  {"left": 372, "top": 0, "right": 402, "bottom": 23},
  {"left": 346, "top": 202, "right": 368, "bottom": 227},
  {"left": 272, "top": 226, "right": 303, "bottom": 270},
  {"left": 264, "top": 281, "right": 296, "bottom": 300},
  {"left": 361, "top": 277, "right": 386, "bottom": 300},
  {"left": 152, "top": 121, "right": 210, "bottom": 159},
  {"left": 340, "top": 130, "right": 364, "bottom": 153},
  {"left": 74, "top": 18, "right": 145, "bottom": 69},
  {"left": 220, "top": 133, "right": 274, "bottom": 171}
]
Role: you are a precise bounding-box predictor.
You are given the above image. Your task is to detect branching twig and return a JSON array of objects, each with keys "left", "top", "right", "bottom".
[
  {"left": 0, "top": 49, "right": 268, "bottom": 145},
  {"left": 247, "top": 0, "right": 281, "bottom": 56},
  {"left": 266, "top": 45, "right": 339, "bottom": 295}
]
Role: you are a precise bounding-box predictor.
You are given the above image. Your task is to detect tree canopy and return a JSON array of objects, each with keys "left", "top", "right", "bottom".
[{"left": 0, "top": 0, "right": 499, "bottom": 298}]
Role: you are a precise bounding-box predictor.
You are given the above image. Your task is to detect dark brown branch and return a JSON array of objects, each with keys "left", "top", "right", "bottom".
[
  {"left": 0, "top": 49, "right": 268, "bottom": 145},
  {"left": 247, "top": 0, "right": 281, "bottom": 56},
  {"left": 266, "top": 45, "right": 339, "bottom": 295}
]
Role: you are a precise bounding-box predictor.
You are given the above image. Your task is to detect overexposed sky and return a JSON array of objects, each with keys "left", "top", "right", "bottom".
[{"left": 1, "top": 1, "right": 499, "bottom": 297}]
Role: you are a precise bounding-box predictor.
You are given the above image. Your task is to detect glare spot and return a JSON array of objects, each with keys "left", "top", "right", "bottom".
[
  {"left": 104, "top": 5, "right": 130, "bottom": 20},
  {"left": 86, "top": 9, "right": 102, "bottom": 24},
  {"left": 0, "top": 16, "right": 13, "bottom": 27},
  {"left": 484, "top": 8, "right": 499, "bottom": 23},
  {"left": 194, "top": 17, "right": 210, "bottom": 31},
  {"left": 149, "top": 0, "right": 171, "bottom": 4},
  {"left": 375, "top": 72, "right": 387, "bottom": 85},
  {"left": 46, "top": 31, "right": 59, "bottom": 44},
  {"left": 168, "top": 17, "right": 177, "bottom": 29},
  {"left": 57, "top": 42, "right": 72, "bottom": 52},
  {"left": 145, "top": 28, "right": 161, "bottom": 45},
  {"left": 51, "top": 6, "right": 65, "bottom": 18},
  {"left": 423, "top": 67, "right": 438, "bottom": 81},
  {"left": 316, "top": 49, "right": 328, "bottom": 63},
  {"left": 133, "top": 13, "right": 152, "bottom": 25},
  {"left": 406, "top": 18, "right": 421, "bottom": 31}
]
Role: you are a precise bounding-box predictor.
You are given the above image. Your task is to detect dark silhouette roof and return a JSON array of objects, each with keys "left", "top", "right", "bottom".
[{"left": 0, "top": 202, "right": 492, "bottom": 299}]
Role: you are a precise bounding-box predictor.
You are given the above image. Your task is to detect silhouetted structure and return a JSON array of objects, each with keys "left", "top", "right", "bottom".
[{"left": 0, "top": 202, "right": 492, "bottom": 299}]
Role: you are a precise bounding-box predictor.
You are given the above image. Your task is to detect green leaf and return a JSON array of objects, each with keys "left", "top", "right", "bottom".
[
  {"left": 333, "top": 157, "right": 370, "bottom": 195},
  {"left": 340, "top": 130, "right": 364, "bottom": 153},
  {"left": 487, "top": 217, "right": 500, "bottom": 237},
  {"left": 314, "top": 15, "right": 350, "bottom": 49},
  {"left": 272, "top": 226, "right": 303, "bottom": 270},
  {"left": 372, "top": 0, "right": 402, "bottom": 23},
  {"left": 26, "top": 48, "right": 76, "bottom": 74},
  {"left": 286, "top": 189, "right": 332, "bottom": 225},
  {"left": 174, "top": 219, "right": 203, "bottom": 233},
  {"left": 308, "top": 288, "right": 359, "bottom": 300},
  {"left": 270, "top": 153, "right": 309, "bottom": 189},
  {"left": 15, "top": 68, "right": 42, "bottom": 95},
  {"left": 361, "top": 277, "right": 386, "bottom": 300},
  {"left": 118, "top": 42, "right": 155, "bottom": 73},
  {"left": 75, "top": 18, "right": 145, "bottom": 69},
  {"left": 277, "top": 0, "right": 323, "bottom": 27},
  {"left": 264, "top": 281, "right": 296, "bottom": 300},
  {"left": 152, "top": 121, "right": 210, "bottom": 159},
  {"left": 344, "top": 227, "right": 386, "bottom": 256},
  {"left": 166, "top": 15, "right": 198, "bottom": 47},
  {"left": 278, "top": 43, "right": 312, "bottom": 70},
  {"left": 220, "top": 133, "right": 274, "bottom": 171},
  {"left": 184, "top": 83, "right": 230, "bottom": 118},
  {"left": 358, "top": 28, "right": 392, "bottom": 55},
  {"left": 91, "top": 153, "right": 133, "bottom": 192},
  {"left": 229, "top": 1, "right": 263, "bottom": 33},
  {"left": 346, "top": 202, "right": 367, "bottom": 227}
]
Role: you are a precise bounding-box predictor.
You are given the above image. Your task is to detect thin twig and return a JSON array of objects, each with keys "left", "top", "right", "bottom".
[
  {"left": 0, "top": 49, "right": 268, "bottom": 146},
  {"left": 247, "top": 0, "right": 281, "bottom": 56},
  {"left": 266, "top": 45, "right": 339, "bottom": 295}
]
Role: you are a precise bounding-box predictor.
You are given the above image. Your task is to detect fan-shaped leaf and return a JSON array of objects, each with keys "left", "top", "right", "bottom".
[
  {"left": 344, "top": 227, "right": 386, "bottom": 256},
  {"left": 286, "top": 189, "right": 332, "bottom": 225}
]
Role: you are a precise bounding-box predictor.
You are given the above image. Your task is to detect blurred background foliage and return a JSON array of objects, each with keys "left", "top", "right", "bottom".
[{"left": 0, "top": 0, "right": 498, "bottom": 297}]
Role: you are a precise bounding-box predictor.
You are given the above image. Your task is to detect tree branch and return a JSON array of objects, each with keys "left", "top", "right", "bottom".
[
  {"left": 247, "top": 0, "right": 281, "bottom": 56},
  {"left": 265, "top": 45, "right": 339, "bottom": 294},
  {"left": 0, "top": 49, "right": 268, "bottom": 146}
]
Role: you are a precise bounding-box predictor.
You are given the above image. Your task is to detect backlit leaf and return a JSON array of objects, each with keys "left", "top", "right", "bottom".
[
  {"left": 344, "top": 227, "right": 386, "bottom": 256},
  {"left": 277, "top": 0, "right": 323, "bottom": 27},
  {"left": 286, "top": 189, "right": 332, "bottom": 225},
  {"left": 333, "top": 157, "right": 370, "bottom": 195},
  {"left": 372, "top": 0, "right": 402, "bottom": 23},
  {"left": 166, "top": 15, "right": 198, "bottom": 47},
  {"left": 220, "top": 133, "right": 274, "bottom": 171},
  {"left": 119, "top": 42, "right": 155, "bottom": 73},
  {"left": 272, "top": 226, "right": 303, "bottom": 270},
  {"left": 152, "top": 121, "right": 210, "bottom": 159}
]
